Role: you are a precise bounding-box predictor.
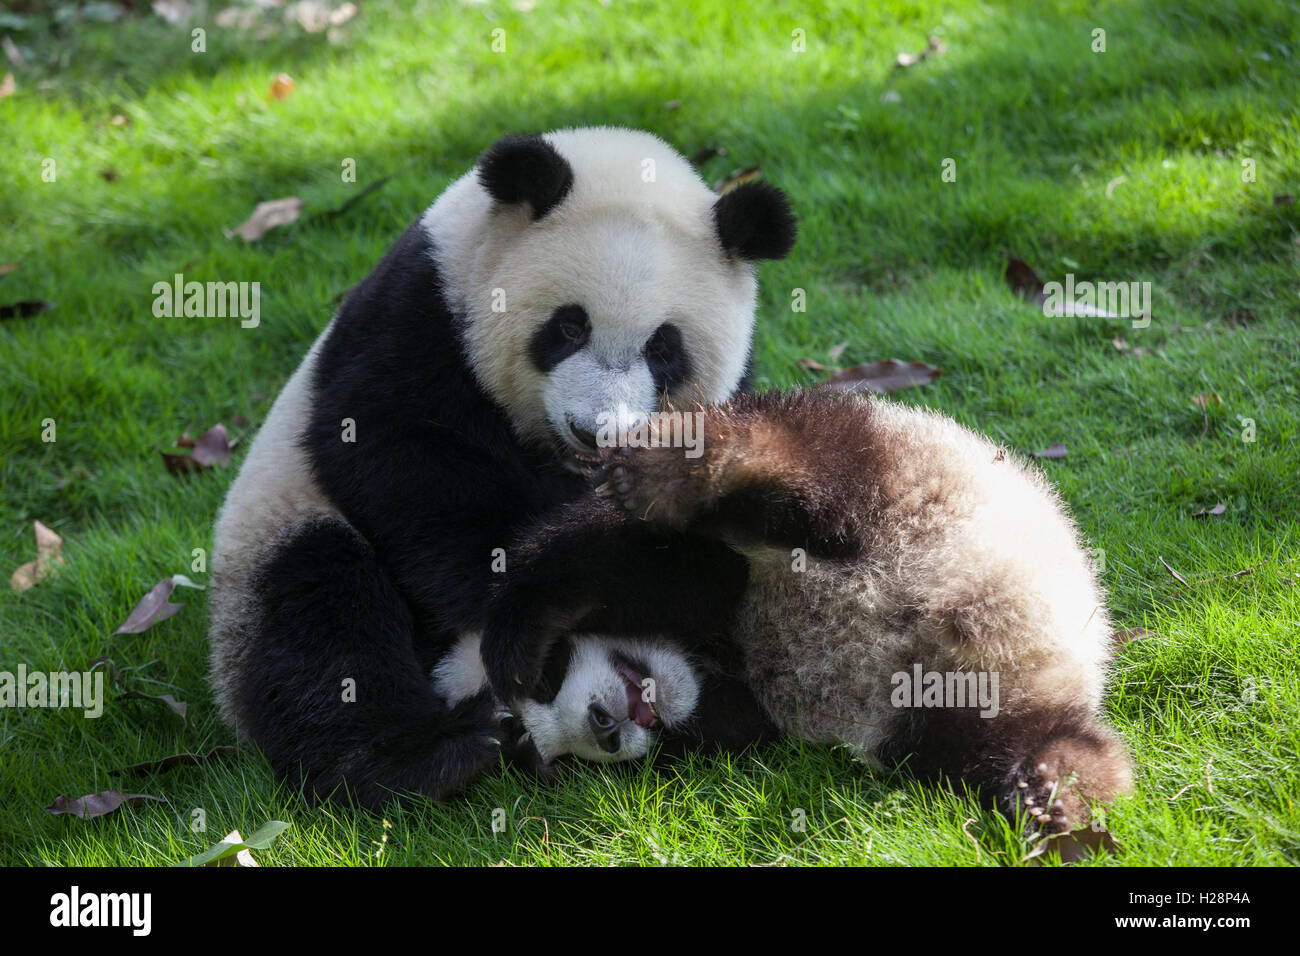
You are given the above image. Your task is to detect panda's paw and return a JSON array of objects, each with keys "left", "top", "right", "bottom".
[
  {"left": 481, "top": 624, "right": 547, "bottom": 704},
  {"left": 593, "top": 446, "right": 705, "bottom": 528},
  {"left": 1003, "top": 758, "right": 1083, "bottom": 837}
]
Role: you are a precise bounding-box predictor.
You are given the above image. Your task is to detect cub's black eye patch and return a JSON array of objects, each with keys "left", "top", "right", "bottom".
[
  {"left": 529, "top": 304, "right": 591, "bottom": 372},
  {"left": 645, "top": 323, "right": 689, "bottom": 393},
  {"left": 531, "top": 636, "right": 574, "bottom": 706}
]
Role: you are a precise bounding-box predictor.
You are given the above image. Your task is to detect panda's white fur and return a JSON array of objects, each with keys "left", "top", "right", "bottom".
[
  {"left": 421, "top": 126, "right": 759, "bottom": 455},
  {"left": 431, "top": 633, "right": 700, "bottom": 764}
]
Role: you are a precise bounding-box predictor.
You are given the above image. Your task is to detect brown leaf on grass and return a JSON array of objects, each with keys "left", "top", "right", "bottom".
[
  {"left": 819, "top": 359, "right": 943, "bottom": 394},
  {"left": 797, "top": 357, "right": 833, "bottom": 373},
  {"left": 114, "top": 578, "right": 186, "bottom": 634},
  {"left": 190, "top": 423, "right": 231, "bottom": 466},
  {"left": 827, "top": 342, "right": 848, "bottom": 361},
  {"left": 1004, "top": 255, "right": 1045, "bottom": 303},
  {"left": 1112, "top": 626, "right": 1156, "bottom": 647},
  {"left": 1191, "top": 393, "right": 1222, "bottom": 409},
  {"left": 99, "top": 168, "right": 120, "bottom": 182},
  {"left": 0, "top": 263, "right": 17, "bottom": 275},
  {"left": 0, "top": 72, "right": 14, "bottom": 98},
  {"left": 225, "top": 197, "right": 303, "bottom": 241},
  {"left": 1023, "top": 826, "right": 1120, "bottom": 864},
  {"left": 162, "top": 423, "right": 231, "bottom": 474},
  {"left": 713, "top": 165, "right": 761, "bottom": 195},
  {"left": 0, "top": 300, "right": 53, "bottom": 320},
  {"left": 1191, "top": 502, "right": 1226, "bottom": 518},
  {"left": 663, "top": 99, "right": 682, "bottom": 111},
  {"left": 1158, "top": 555, "right": 1190, "bottom": 588},
  {"left": 46, "top": 791, "right": 165, "bottom": 820},
  {"left": 10, "top": 520, "right": 65, "bottom": 592},
  {"left": 688, "top": 145, "right": 726, "bottom": 166},
  {"left": 895, "top": 35, "right": 946, "bottom": 69},
  {"left": 161, "top": 451, "right": 202, "bottom": 476},
  {"left": 1032, "top": 443, "right": 1068, "bottom": 459},
  {"left": 112, "top": 746, "right": 242, "bottom": 777},
  {"left": 268, "top": 72, "right": 295, "bottom": 101},
  {"left": 119, "top": 688, "right": 187, "bottom": 717}
]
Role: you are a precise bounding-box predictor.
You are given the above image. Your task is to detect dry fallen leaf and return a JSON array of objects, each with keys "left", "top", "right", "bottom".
[
  {"left": 714, "top": 165, "right": 761, "bottom": 195},
  {"left": 895, "top": 35, "right": 946, "bottom": 69},
  {"left": 688, "top": 144, "right": 726, "bottom": 166},
  {"left": 190, "top": 423, "right": 231, "bottom": 466},
  {"left": 1004, "top": 255, "right": 1045, "bottom": 303},
  {"left": 1112, "top": 626, "right": 1156, "bottom": 647},
  {"left": 1192, "top": 502, "right": 1227, "bottom": 518},
  {"left": 114, "top": 577, "right": 187, "bottom": 634},
  {"left": 268, "top": 72, "right": 296, "bottom": 101},
  {"left": 46, "top": 791, "right": 165, "bottom": 820},
  {"left": 112, "top": 746, "right": 242, "bottom": 777},
  {"left": 0, "top": 263, "right": 17, "bottom": 275},
  {"left": 10, "top": 520, "right": 65, "bottom": 592},
  {"left": 225, "top": 197, "right": 303, "bottom": 241},
  {"left": 1023, "top": 826, "right": 1120, "bottom": 864},
  {"left": 0, "top": 72, "right": 14, "bottom": 98},
  {"left": 797, "top": 357, "right": 833, "bottom": 373},
  {"left": 1191, "top": 392, "right": 1222, "bottom": 409},
  {"left": 0, "top": 300, "right": 53, "bottom": 320},
  {"left": 818, "top": 359, "right": 943, "bottom": 394},
  {"left": 1032, "top": 443, "right": 1069, "bottom": 459}
]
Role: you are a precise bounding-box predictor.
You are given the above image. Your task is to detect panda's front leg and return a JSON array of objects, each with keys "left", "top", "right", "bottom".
[
  {"left": 479, "top": 498, "right": 749, "bottom": 702},
  {"left": 594, "top": 394, "right": 871, "bottom": 561}
]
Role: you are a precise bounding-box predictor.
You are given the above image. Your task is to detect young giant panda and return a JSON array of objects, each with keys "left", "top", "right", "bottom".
[
  {"left": 207, "top": 127, "right": 794, "bottom": 807},
  {"left": 480, "top": 391, "right": 1133, "bottom": 835}
]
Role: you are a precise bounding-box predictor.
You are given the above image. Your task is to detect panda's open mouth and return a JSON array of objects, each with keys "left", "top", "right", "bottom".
[{"left": 613, "top": 653, "right": 659, "bottom": 729}]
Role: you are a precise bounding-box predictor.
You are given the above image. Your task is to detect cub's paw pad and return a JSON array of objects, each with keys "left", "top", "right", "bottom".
[
  {"left": 1007, "top": 761, "right": 1078, "bottom": 836},
  {"left": 593, "top": 446, "right": 701, "bottom": 526}
]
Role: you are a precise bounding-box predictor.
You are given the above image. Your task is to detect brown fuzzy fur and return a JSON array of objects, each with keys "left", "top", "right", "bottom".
[{"left": 598, "top": 389, "right": 1132, "bottom": 834}]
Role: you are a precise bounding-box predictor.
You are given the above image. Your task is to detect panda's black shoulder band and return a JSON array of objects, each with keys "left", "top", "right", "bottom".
[
  {"left": 713, "top": 181, "right": 798, "bottom": 261},
  {"left": 477, "top": 134, "right": 574, "bottom": 220}
]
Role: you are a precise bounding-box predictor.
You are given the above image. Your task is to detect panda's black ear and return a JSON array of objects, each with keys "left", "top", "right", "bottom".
[
  {"left": 713, "top": 181, "right": 798, "bottom": 261},
  {"left": 477, "top": 134, "right": 574, "bottom": 220}
]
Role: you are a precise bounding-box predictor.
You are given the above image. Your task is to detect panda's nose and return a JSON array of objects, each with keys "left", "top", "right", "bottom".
[
  {"left": 588, "top": 703, "right": 622, "bottom": 753},
  {"left": 568, "top": 419, "right": 599, "bottom": 451}
]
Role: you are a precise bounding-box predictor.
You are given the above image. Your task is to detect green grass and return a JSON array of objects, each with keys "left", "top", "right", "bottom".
[{"left": 1, "top": 0, "right": 1297, "bottom": 866}]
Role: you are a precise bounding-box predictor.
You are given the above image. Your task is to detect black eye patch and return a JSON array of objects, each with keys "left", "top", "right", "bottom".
[
  {"left": 530, "top": 636, "right": 574, "bottom": 705},
  {"left": 645, "top": 323, "right": 690, "bottom": 394},
  {"left": 529, "top": 304, "right": 591, "bottom": 373}
]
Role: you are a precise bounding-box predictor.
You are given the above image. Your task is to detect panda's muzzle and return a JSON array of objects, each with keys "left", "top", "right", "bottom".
[{"left": 567, "top": 418, "right": 600, "bottom": 455}]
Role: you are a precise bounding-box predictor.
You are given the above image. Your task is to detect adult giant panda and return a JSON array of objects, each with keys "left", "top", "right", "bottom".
[
  {"left": 208, "top": 127, "right": 794, "bottom": 807},
  {"left": 481, "top": 391, "right": 1133, "bottom": 835}
]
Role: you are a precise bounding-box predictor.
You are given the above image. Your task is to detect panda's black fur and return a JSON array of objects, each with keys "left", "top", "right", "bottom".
[{"left": 207, "top": 127, "right": 795, "bottom": 808}]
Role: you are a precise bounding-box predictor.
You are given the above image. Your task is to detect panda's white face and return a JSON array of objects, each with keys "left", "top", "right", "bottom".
[
  {"left": 430, "top": 633, "right": 700, "bottom": 765},
  {"left": 517, "top": 635, "right": 700, "bottom": 763},
  {"left": 421, "top": 127, "right": 764, "bottom": 460}
]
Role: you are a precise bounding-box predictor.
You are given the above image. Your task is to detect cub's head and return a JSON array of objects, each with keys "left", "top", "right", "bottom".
[
  {"left": 423, "top": 126, "right": 797, "bottom": 468},
  {"left": 518, "top": 635, "right": 700, "bottom": 764}
]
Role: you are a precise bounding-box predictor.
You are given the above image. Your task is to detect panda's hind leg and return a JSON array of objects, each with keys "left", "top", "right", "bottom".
[
  {"left": 224, "top": 515, "right": 503, "bottom": 808},
  {"left": 878, "top": 702, "right": 1132, "bottom": 836}
]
